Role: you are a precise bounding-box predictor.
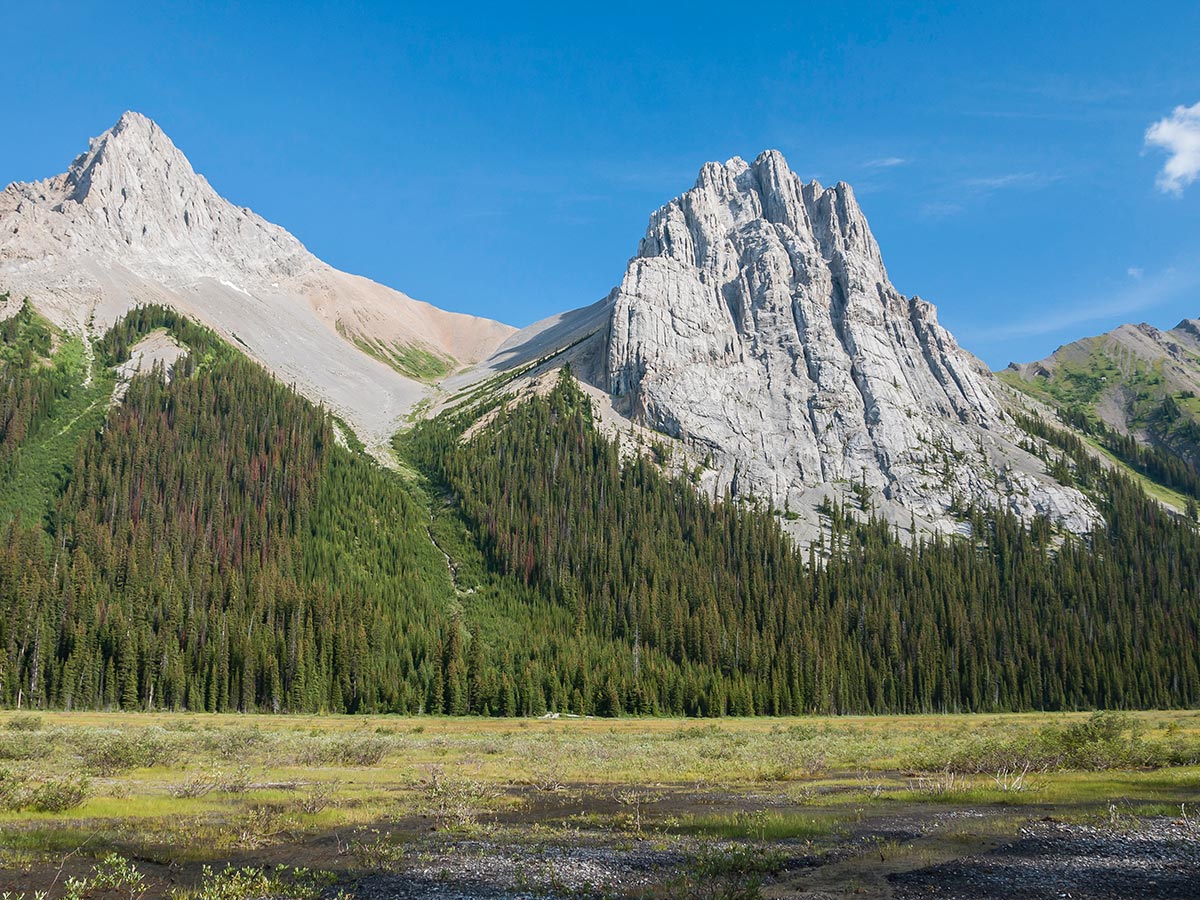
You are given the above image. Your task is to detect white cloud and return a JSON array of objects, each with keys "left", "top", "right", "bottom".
[
  {"left": 864, "top": 156, "right": 908, "bottom": 168},
  {"left": 1127, "top": 266, "right": 1144, "bottom": 280},
  {"left": 1145, "top": 101, "right": 1200, "bottom": 195}
]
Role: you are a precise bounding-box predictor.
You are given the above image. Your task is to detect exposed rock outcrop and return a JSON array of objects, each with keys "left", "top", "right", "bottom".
[{"left": 599, "top": 151, "right": 1095, "bottom": 535}]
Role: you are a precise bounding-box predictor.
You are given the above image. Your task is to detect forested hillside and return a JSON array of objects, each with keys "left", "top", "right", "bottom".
[
  {"left": 1, "top": 303, "right": 460, "bottom": 711},
  {"left": 2, "top": 303, "right": 1199, "bottom": 715},
  {"left": 409, "top": 369, "right": 1200, "bottom": 714}
]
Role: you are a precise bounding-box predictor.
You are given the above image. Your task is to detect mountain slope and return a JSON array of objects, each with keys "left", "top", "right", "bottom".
[
  {"left": 460, "top": 151, "right": 1095, "bottom": 538},
  {"left": 0, "top": 112, "right": 514, "bottom": 449},
  {"left": 406, "top": 369, "right": 1200, "bottom": 713},
  {"left": 1003, "top": 319, "right": 1200, "bottom": 474}
]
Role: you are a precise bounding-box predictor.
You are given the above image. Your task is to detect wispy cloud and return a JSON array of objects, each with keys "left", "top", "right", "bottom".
[
  {"left": 1146, "top": 101, "right": 1200, "bottom": 195},
  {"left": 918, "top": 200, "right": 966, "bottom": 219},
  {"left": 1127, "top": 266, "right": 1144, "bottom": 280},
  {"left": 863, "top": 156, "right": 908, "bottom": 169},
  {"left": 918, "top": 171, "right": 1060, "bottom": 219},
  {"left": 984, "top": 262, "right": 1200, "bottom": 339},
  {"left": 963, "top": 172, "right": 1062, "bottom": 191}
]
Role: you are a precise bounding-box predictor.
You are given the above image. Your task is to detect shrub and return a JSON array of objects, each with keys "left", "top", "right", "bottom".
[
  {"left": 347, "top": 828, "right": 407, "bottom": 870},
  {"left": 204, "top": 727, "right": 266, "bottom": 761},
  {"left": 918, "top": 712, "right": 1167, "bottom": 775},
  {"left": 170, "top": 765, "right": 253, "bottom": 799},
  {"left": 664, "top": 844, "right": 785, "bottom": 900},
  {"left": 299, "top": 734, "right": 389, "bottom": 767},
  {"left": 0, "top": 731, "right": 54, "bottom": 761},
  {"left": 0, "top": 767, "right": 89, "bottom": 812},
  {"left": 422, "top": 766, "right": 494, "bottom": 831},
  {"left": 24, "top": 775, "right": 91, "bottom": 812},
  {"left": 0, "top": 766, "right": 26, "bottom": 811},
  {"left": 173, "top": 865, "right": 328, "bottom": 900},
  {"left": 221, "top": 806, "right": 297, "bottom": 850},
  {"left": 62, "top": 853, "right": 146, "bottom": 900},
  {"left": 1045, "top": 711, "right": 1148, "bottom": 769},
  {"left": 296, "top": 780, "right": 341, "bottom": 815},
  {"left": 4, "top": 714, "right": 43, "bottom": 732},
  {"left": 73, "top": 730, "right": 172, "bottom": 775}
]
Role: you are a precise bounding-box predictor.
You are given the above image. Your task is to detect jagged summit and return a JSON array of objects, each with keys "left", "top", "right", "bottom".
[
  {"left": 62, "top": 111, "right": 183, "bottom": 203},
  {"left": 477, "top": 149, "right": 1096, "bottom": 537},
  {"left": 607, "top": 151, "right": 1022, "bottom": 528},
  {"left": 3, "top": 111, "right": 310, "bottom": 287},
  {"left": 0, "top": 112, "right": 514, "bottom": 450}
]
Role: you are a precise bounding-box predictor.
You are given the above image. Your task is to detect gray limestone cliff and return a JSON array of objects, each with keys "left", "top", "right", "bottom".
[{"left": 601, "top": 151, "right": 1095, "bottom": 534}]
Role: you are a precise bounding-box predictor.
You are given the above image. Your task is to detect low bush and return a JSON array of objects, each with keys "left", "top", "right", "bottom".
[
  {"left": 23, "top": 775, "right": 91, "bottom": 812},
  {"left": 0, "top": 766, "right": 25, "bottom": 810},
  {"left": 4, "top": 714, "right": 44, "bottom": 732},
  {"left": 173, "top": 865, "right": 330, "bottom": 900},
  {"left": 299, "top": 734, "right": 389, "bottom": 767},
  {"left": 918, "top": 712, "right": 1174, "bottom": 775},
  {"left": 664, "top": 844, "right": 785, "bottom": 900},
  {"left": 0, "top": 766, "right": 90, "bottom": 813},
  {"left": 422, "top": 766, "right": 494, "bottom": 831},
  {"left": 0, "top": 731, "right": 55, "bottom": 761},
  {"left": 62, "top": 853, "right": 146, "bottom": 900},
  {"left": 73, "top": 730, "right": 173, "bottom": 775},
  {"left": 170, "top": 765, "right": 253, "bottom": 799}
]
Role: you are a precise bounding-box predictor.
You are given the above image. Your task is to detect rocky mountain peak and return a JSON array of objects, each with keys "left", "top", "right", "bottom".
[
  {"left": 0, "top": 113, "right": 514, "bottom": 451},
  {"left": 605, "top": 149, "right": 1095, "bottom": 538},
  {"left": 61, "top": 111, "right": 178, "bottom": 204},
  {"left": 2, "top": 111, "right": 312, "bottom": 289}
]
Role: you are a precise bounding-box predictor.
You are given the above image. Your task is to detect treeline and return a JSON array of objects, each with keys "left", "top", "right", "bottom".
[{"left": 1054, "top": 400, "right": 1200, "bottom": 503}]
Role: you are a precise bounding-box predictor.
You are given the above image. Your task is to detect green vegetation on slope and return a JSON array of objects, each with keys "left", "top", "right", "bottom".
[
  {"left": 1, "top": 306, "right": 465, "bottom": 712},
  {"left": 0, "top": 297, "right": 114, "bottom": 527},
  {"left": 1000, "top": 338, "right": 1200, "bottom": 487},
  {"left": 334, "top": 319, "right": 456, "bottom": 381},
  {"left": 3, "top": 304, "right": 1200, "bottom": 717},
  {"left": 406, "top": 368, "right": 1200, "bottom": 715}
]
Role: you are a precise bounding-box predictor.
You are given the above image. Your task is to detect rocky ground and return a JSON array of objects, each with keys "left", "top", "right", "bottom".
[
  {"left": 341, "top": 814, "right": 1200, "bottom": 899},
  {"left": 890, "top": 818, "right": 1200, "bottom": 900}
]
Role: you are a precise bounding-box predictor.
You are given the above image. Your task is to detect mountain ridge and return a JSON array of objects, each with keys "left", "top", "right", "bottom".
[
  {"left": 0, "top": 111, "right": 514, "bottom": 452},
  {"left": 1002, "top": 315, "right": 1200, "bottom": 489}
]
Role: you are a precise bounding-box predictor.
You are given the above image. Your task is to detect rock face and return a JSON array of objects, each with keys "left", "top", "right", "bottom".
[
  {"left": 0, "top": 112, "right": 514, "bottom": 447},
  {"left": 602, "top": 151, "right": 1095, "bottom": 534}
]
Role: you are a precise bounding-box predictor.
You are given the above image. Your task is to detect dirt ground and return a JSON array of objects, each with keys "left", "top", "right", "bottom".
[{"left": 5, "top": 785, "right": 1198, "bottom": 899}]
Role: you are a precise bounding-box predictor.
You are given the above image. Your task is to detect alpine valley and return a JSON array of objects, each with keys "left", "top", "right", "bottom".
[{"left": 1, "top": 112, "right": 1198, "bottom": 717}]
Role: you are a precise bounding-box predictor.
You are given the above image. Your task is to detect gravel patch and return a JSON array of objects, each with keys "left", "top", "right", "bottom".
[{"left": 891, "top": 818, "right": 1200, "bottom": 899}]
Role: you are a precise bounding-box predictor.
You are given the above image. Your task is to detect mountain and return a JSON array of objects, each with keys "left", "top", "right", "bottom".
[
  {"left": 0, "top": 112, "right": 514, "bottom": 450},
  {"left": 1003, "top": 319, "right": 1200, "bottom": 470},
  {"left": 3, "top": 127, "right": 1200, "bottom": 716},
  {"left": 462, "top": 151, "right": 1095, "bottom": 537}
]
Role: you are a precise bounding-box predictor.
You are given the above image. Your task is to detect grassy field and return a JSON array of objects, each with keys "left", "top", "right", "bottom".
[{"left": 1, "top": 710, "right": 1198, "bottom": 898}]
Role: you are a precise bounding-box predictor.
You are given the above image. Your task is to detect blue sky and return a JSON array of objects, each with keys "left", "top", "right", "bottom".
[{"left": 5, "top": 1, "right": 1200, "bottom": 367}]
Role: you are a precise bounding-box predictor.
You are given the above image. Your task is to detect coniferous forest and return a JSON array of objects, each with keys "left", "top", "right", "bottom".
[{"left": 1, "top": 303, "right": 1199, "bottom": 716}]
